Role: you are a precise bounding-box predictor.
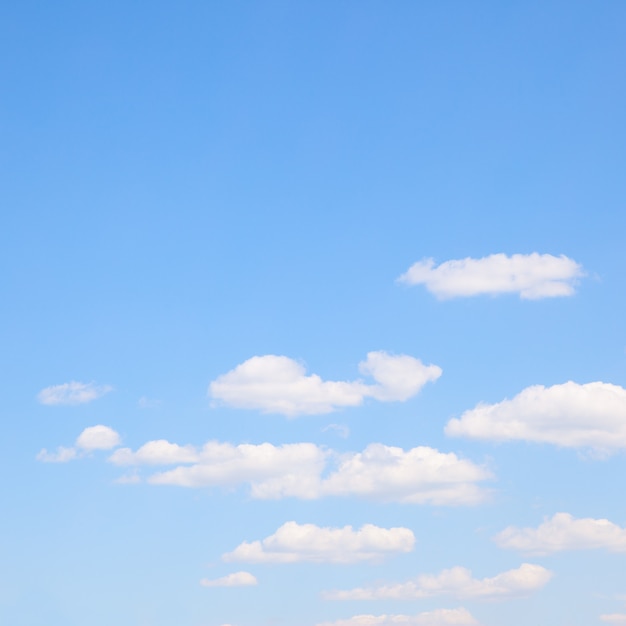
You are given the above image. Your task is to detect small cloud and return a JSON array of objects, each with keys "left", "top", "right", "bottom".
[
  {"left": 37, "top": 425, "right": 122, "bottom": 463},
  {"left": 36, "top": 446, "right": 77, "bottom": 463},
  {"left": 115, "top": 474, "right": 141, "bottom": 484},
  {"left": 317, "top": 608, "right": 480, "bottom": 626},
  {"left": 200, "top": 572, "right": 257, "bottom": 587},
  {"left": 601, "top": 615, "right": 626, "bottom": 623},
  {"left": 76, "top": 425, "right": 121, "bottom": 450},
  {"left": 37, "top": 381, "right": 113, "bottom": 406},
  {"left": 398, "top": 253, "right": 584, "bottom": 299},
  {"left": 109, "top": 440, "right": 199, "bottom": 466},
  {"left": 138, "top": 396, "right": 161, "bottom": 409},
  {"left": 322, "top": 424, "right": 350, "bottom": 438}
]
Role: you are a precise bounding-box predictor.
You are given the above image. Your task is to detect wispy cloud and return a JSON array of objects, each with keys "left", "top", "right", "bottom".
[
  {"left": 36, "top": 446, "right": 78, "bottom": 463},
  {"left": 398, "top": 253, "right": 584, "bottom": 299},
  {"left": 316, "top": 608, "right": 480, "bottom": 626},
  {"left": 200, "top": 572, "right": 257, "bottom": 588},
  {"left": 601, "top": 615, "right": 626, "bottom": 623},
  {"left": 223, "top": 522, "right": 415, "bottom": 564},
  {"left": 37, "top": 381, "right": 113, "bottom": 406},
  {"left": 445, "top": 381, "right": 626, "bottom": 453},
  {"left": 494, "top": 513, "right": 626, "bottom": 555},
  {"left": 322, "top": 424, "right": 350, "bottom": 439},
  {"left": 137, "top": 396, "right": 161, "bottom": 409},
  {"left": 324, "top": 563, "right": 552, "bottom": 601},
  {"left": 209, "top": 351, "right": 441, "bottom": 417},
  {"left": 37, "top": 425, "right": 121, "bottom": 463}
]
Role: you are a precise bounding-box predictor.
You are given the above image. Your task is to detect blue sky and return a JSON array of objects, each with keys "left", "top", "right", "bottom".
[{"left": 2, "top": 2, "right": 626, "bottom": 625}]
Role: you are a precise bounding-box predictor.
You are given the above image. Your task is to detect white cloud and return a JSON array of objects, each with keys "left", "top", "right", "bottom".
[
  {"left": 115, "top": 473, "right": 141, "bottom": 484},
  {"left": 200, "top": 572, "right": 257, "bottom": 587},
  {"left": 223, "top": 522, "right": 415, "bottom": 564},
  {"left": 324, "top": 563, "right": 552, "bottom": 601},
  {"left": 138, "top": 396, "right": 161, "bottom": 409},
  {"left": 323, "top": 424, "right": 350, "bottom": 439},
  {"left": 37, "top": 381, "right": 113, "bottom": 405},
  {"left": 109, "top": 440, "right": 199, "bottom": 465},
  {"left": 146, "top": 441, "right": 328, "bottom": 500},
  {"left": 397, "top": 253, "right": 584, "bottom": 299},
  {"left": 445, "top": 381, "right": 626, "bottom": 453},
  {"left": 317, "top": 608, "right": 479, "bottom": 626},
  {"left": 37, "top": 425, "right": 121, "bottom": 463},
  {"left": 208, "top": 351, "right": 441, "bottom": 417},
  {"left": 121, "top": 440, "right": 490, "bottom": 505},
  {"left": 36, "top": 446, "right": 78, "bottom": 463},
  {"left": 321, "top": 444, "right": 492, "bottom": 505},
  {"left": 494, "top": 512, "right": 626, "bottom": 555},
  {"left": 601, "top": 615, "right": 626, "bottom": 623},
  {"left": 76, "top": 425, "right": 121, "bottom": 450}
]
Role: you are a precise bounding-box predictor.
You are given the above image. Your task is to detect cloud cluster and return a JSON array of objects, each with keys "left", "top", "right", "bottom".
[
  {"left": 37, "top": 381, "right": 113, "bottom": 405},
  {"left": 111, "top": 439, "right": 491, "bottom": 505},
  {"left": 200, "top": 572, "right": 257, "bottom": 587},
  {"left": 316, "top": 608, "right": 479, "bottom": 626},
  {"left": 324, "top": 563, "right": 552, "bottom": 601},
  {"left": 223, "top": 522, "right": 415, "bottom": 564},
  {"left": 397, "top": 253, "right": 584, "bottom": 300},
  {"left": 37, "top": 425, "right": 121, "bottom": 462},
  {"left": 494, "top": 513, "right": 626, "bottom": 555},
  {"left": 209, "top": 351, "right": 442, "bottom": 416},
  {"left": 445, "top": 381, "right": 626, "bottom": 453}
]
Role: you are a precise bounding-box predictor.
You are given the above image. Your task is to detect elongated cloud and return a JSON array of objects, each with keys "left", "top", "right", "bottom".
[
  {"left": 445, "top": 381, "right": 626, "bottom": 453},
  {"left": 601, "top": 615, "right": 626, "bottom": 623},
  {"left": 109, "top": 439, "right": 491, "bottom": 505},
  {"left": 126, "top": 441, "right": 328, "bottom": 500},
  {"left": 109, "top": 440, "right": 199, "bottom": 466},
  {"left": 200, "top": 572, "right": 257, "bottom": 587},
  {"left": 324, "top": 563, "right": 552, "bottom": 601},
  {"left": 317, "top": 608, "right": 479, "bottom": 626},
  {"left": 223, "top": 522, "right": 415, "bottom": 564},
  {"left": 209, "top": 351, "right": 441, "bottom": 416},
  {"left": 37, "top": 381, "right": 113, "bottom": 405},
  {"left": 494, "top": 513, "right": 626, "bottom": 555},
  {"left": 37, "top": 425, "right": 121, "bottom": 463},
  {"left": 398, "top": 253, "right": 584, "bottom": 299}
]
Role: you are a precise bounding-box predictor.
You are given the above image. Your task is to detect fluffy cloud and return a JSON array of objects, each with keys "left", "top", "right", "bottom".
[
  {"left": 37, "top": 381, "right": 113, "bottom": 405},
  {"left": 316, "top": 608, "right": 479, "bottom": 626},
  {"left": 208, "top": 351, "right": 441, "bottom": 417},
  {"left": 321, "top": 444, "right": 491, "bottom": 505},
  {"left": 37, "top": 425, "right": 121, "bottom": 463},
  {"left": 494, "top": 513, "right": 626, "bottom": 555},
  {"left": 75, "top": 425, "right": 121, "bottom": 450},
  {"left": 116, "top": 439, "right": 490, "bottom": 505},
  {"left": 109, "top": 440, "right": 199, "bottom": 465},
  {"left": 324, "top": 563, "right": 552, "bottom": 601},
  {"left": 397, "top": 253, "right": 584, "bottom": 299},
  {"left": 144, "top": 441, "right": 328, "bottom": 500},
  {"left": 601, "top": 615, "right": 626, "bottom": 623},
  {"left": 223, "top": 522, "right": 415, "bottom": 564},
  {"left": 445, "top": 381, "right": 626, "bottom": 453},
  {"left": 199, "top": 572, "right": 257, "bottom": 587}
]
